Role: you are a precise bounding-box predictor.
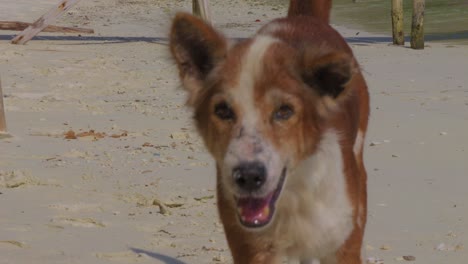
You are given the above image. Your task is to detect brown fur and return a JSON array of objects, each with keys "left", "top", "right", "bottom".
[
  {"left": 288, "top": 0, "right": 333, "bottom": 23},
  {"left": 169, "top": 1, "right": 369, "bottom": 263}
]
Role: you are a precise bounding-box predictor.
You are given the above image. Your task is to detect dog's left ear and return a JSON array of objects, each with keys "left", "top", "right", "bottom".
[
  {"left": 300, "top": 50, "right": 357, "bottom": 99},
  {"left": 170, "top": 13, "right": 227, "bottom": 106}
]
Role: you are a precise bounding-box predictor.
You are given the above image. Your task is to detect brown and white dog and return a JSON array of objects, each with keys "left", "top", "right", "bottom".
[{"left": 169, "top": 0, "right": 369, "bottom": 263}]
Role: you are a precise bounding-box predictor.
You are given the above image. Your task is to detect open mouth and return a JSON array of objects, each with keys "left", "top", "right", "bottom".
[{"left": 235, "top": 168, "right": 287, "bottom": 228}]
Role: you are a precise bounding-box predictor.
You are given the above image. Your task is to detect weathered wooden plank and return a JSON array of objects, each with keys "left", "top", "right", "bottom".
[
  {"left": 193, "top": 0, "right": 212, "bottom": 24},
  {"left": 0, "top": 78, "right": 7, "bottom": 133},
  {"left": 11, "top": 0, "right": 83, "bottom": 45},
  {"left": 391, "top": 0, "right": 404, "bottom": 45},
  {"left": 411, "top": 0, "right": 425, "bottom": 49},
  {"left": 1, "top": 21, "right": 93, "bottom": 34}
]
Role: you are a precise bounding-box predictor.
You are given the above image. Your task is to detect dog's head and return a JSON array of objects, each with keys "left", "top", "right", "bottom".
[{"left": 170, "top": 13, "right": 357, "bottom": 229}]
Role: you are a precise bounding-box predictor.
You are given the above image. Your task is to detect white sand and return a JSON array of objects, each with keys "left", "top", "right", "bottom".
[{"left": 0, "top": 0, "right": 467, "bottom": 263}]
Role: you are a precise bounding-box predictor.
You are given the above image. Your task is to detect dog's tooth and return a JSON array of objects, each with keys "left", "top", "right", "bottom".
[
  {"left": 237, "top": 206, "right": 243, "bottom": 216},
  {"left": 262, "top": 206, "right": 270, "bottom": 217}
]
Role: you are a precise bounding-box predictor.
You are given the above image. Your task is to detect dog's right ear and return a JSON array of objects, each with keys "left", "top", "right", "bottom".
[{"left": 170, "top": 13, "right": 227, "bottom": 106}]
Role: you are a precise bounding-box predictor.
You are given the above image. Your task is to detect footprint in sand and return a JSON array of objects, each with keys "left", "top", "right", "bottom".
[
  {"left": 0, "top": 170, "right": 59, "bottom": 188},
  {"left": 0, "top": 170, "right": 38, "bottom": 188},
  {"left": 0, "top": 240, "right": 26, "bottom": 249},
  {"left": 50, "top": 216, "right": 105, "bottom": 228},
  {"left": 95, "top": 251, "right": 145, "bottom": 262},
  {"left": 48, "top": 203, "right": 103, "bottom": 213}
]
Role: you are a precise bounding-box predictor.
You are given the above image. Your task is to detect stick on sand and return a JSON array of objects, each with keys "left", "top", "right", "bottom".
[
  {"left": 11, "top": 0, "right": 83, "bottom": 45},
  {"left": 1, "top": 21, "right": 93, "bottom": 34}
]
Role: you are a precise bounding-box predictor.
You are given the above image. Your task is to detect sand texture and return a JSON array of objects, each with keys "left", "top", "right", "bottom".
[{"left": 0, "top": 0, "right": 467, "bottom": 263}]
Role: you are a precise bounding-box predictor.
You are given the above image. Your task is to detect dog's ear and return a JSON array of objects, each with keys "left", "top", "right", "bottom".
[
  {"left": 300, "top": 50, "right": 356, "bottom": 99},
  {"left": 170, "top": 13, "right": 227, "bottom": 106},
  {"left": 298, "top": 49, "right": 358, "bottom": 116}
]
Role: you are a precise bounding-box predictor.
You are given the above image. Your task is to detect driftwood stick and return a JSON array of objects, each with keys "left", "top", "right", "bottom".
[
  {"left": 0, "top": 78, "right": 7, "bottom": 133},
  {"left": 0, "top": 21, "right": 93, "bottom": 34},
  {"left": 12, "top": 0, "right": 83, "bottom": 45}
]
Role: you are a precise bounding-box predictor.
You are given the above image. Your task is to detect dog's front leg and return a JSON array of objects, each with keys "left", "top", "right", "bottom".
[
  {"left": 229, "top": 242, "right": 281, "bottom": 264},
  {"left": 232, "top": 251, "right": 281, "bottom": 264},
  {"left": 220, "top": 211, "right": 280, "bottom": 263},
  {"left": 300, "top": 259, "right": 321, "bottom": 264},
  {"left": 222, "top": 224, "right": 281, "bottom": 264}
]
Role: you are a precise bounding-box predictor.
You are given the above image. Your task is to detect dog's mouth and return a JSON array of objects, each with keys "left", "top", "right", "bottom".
[{"left": 235, "top": 168, "right": 286, "bottom": 228}]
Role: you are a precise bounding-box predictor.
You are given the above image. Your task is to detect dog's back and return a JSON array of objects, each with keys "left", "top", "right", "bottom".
[{"left": 288, "top": 0, "right": 332, "bottom": 23}]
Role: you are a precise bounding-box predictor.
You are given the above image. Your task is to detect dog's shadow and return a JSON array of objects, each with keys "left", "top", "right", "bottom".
[{"left": 130, "top": 247, "right": 187, "bottom": 264}]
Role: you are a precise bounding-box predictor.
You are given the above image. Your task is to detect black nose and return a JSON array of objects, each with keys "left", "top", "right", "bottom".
[{"left": 233, "top": 162, "right": 266, "bottom": 192}]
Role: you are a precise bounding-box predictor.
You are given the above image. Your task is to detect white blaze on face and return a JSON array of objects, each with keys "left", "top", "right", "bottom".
[
  {"left": 232, "top": 35, "right": 278, "bottom": 130},
  {"left": 222, "top": 36, "right": 283, "bottom": 197}
]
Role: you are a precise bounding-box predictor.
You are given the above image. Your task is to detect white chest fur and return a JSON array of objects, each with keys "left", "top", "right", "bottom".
[{"left": 272, "top": 131, "right": 354, "bottom": 260}]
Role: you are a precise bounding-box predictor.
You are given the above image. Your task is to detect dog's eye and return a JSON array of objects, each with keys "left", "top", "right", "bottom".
[
  {"left": 273, "top": 104, "right": 294, "bottom": 121},
  {"left": 214, "top": 102, "right": 235, "bottom": 121}
]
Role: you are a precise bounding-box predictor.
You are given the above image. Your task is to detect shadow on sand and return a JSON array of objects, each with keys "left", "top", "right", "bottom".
[
  {"left": 0, "top": 34, "right": 168, "bottom": 44},
  {"left": 130, "top": 247, "right": 188, "bottom": 264},
  {"left": 0, "top": 34, "right": 394, "bottom": 45},
  {"left": 1, "top": 32, "right": 467, "bottom": 45}
]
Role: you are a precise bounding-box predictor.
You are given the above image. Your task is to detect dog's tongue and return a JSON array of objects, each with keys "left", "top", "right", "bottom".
[{"left": 236, "top": 194, "right": 273, "bottom": 227}]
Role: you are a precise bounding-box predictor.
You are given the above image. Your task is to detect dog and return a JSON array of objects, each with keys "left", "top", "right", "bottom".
[{"left": 169, "top": 0, "right": 369, "bottom": 263}]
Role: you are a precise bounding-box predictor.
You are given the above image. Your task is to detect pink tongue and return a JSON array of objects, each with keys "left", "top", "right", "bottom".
[{"left": 237, "top": 194, "right": 273, "bottom": 226}]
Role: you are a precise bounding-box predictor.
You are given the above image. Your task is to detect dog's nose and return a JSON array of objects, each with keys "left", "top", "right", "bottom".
[{"left": 233, "top": 162, "right": 266, "bottom": 192}]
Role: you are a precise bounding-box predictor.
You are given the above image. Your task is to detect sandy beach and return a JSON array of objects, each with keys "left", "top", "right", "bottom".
[{"left": 1, "top": 0, "right": 467, "bottom": 263}]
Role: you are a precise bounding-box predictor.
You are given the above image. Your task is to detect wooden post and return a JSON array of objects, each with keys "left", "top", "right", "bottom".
[
  {"left": 391, "top": 0, "right": 404, "bottom": 45},
  {"left": 192, "top": 0, "right": 201, "bottom": 18},
  {"left": 0, "top": 78, "right": 7, "bottom": 133},
  {"left": 11, "top": 0, "right": 82, "bottom": 45},
  {"left": 193, "top": 0, "right": 212, "bottom": 24},
  {"left": 411, "top": 0, "right": 425, "bottom": 49}
]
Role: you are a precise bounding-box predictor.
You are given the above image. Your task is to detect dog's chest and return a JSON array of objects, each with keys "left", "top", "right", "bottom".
[{"left": 273, "top": 131, "right": 354, "bottom": 259}]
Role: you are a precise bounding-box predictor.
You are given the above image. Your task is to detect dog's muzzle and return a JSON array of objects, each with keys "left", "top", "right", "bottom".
[{"left": 233, "top": 165, "right": 286, "bottom": 229}]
